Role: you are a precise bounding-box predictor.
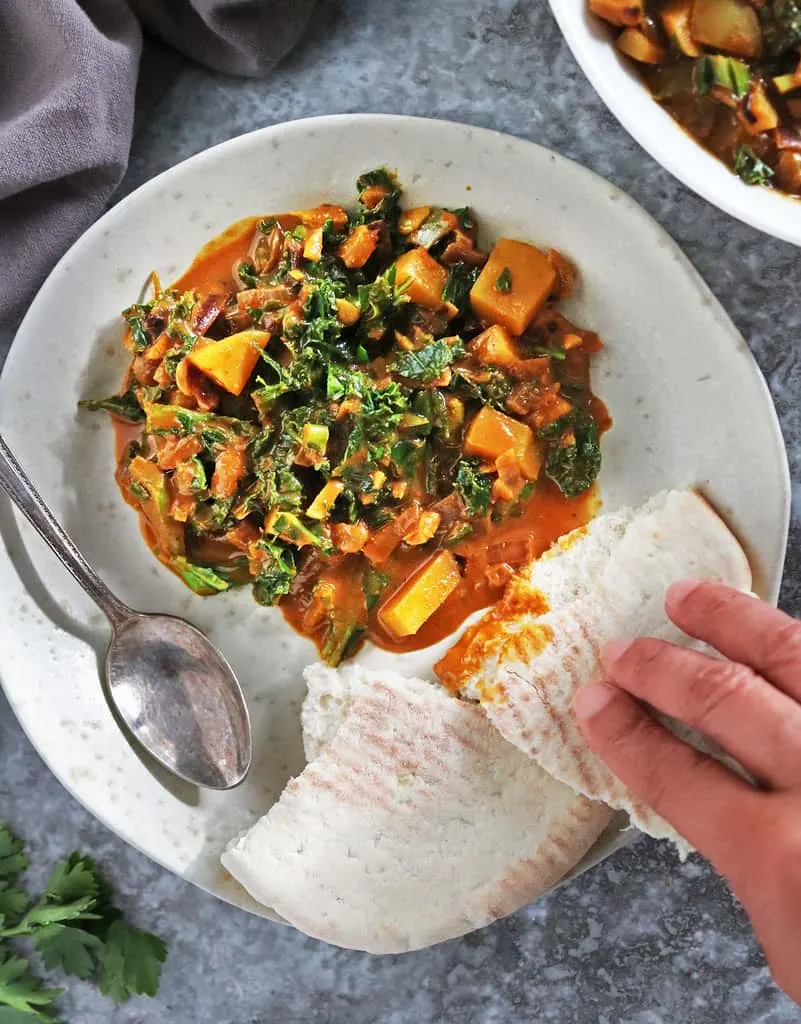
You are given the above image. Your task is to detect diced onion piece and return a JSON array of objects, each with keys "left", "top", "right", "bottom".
[
  {"left": 293, "top": 204, "right": 349, "bottom": 230},
  {"left": 403, "top": 510, "right": 442, "bottom": 546}
]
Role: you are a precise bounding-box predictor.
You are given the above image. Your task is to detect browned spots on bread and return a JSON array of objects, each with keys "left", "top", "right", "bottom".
[{"left": 434, "top": 583, "right": 552, "bottom": 692}]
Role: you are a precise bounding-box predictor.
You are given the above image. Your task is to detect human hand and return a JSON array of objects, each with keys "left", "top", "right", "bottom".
[{"left": 573, "top": 580, "right": 801, "bottom": 1004}]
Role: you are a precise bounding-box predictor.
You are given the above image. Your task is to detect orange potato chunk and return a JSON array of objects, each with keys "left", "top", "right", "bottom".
[
  {"left": 690, "top": 0, "right": 761, "bottom": 59},
  {"left": 470, "top": 239, "right": 557, "bottom": 335},
  {"left": 187, "top": 329, "right": 269, "bottom": 396},
  {"left": 394, "top": 248, "right": 448, "bottom": 309},
  {"left": 338, "top": 225, "right": 380, "bottom": 269},
  {"left": 470, "top": 324, "right": 520, "bottom": 367},
  {"left": 378, "top": 551, "right": 461, "bottom": 638},
  {"left": 465, "top": 406, "right": 542, "bottom": 480}
]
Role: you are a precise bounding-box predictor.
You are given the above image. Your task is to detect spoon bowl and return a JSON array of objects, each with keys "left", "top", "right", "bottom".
[{"left": 106, "top": 613, "right": 252, "bottom": 790}]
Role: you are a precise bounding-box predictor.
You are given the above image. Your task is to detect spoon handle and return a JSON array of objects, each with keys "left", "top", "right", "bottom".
[{"left": 0, "top": 433, "right": 133, "bottom": 629}]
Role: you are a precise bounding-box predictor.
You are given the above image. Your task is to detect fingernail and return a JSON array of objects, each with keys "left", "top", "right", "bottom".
[
  {"left": 600, "top": 638, "right": 633, "bottom": 670},
  {"left": 667, "top": 578, "right": 702, "bottom": 608},
  {"left": 573, "top": 681, "right": 617, "bottom": 720}
]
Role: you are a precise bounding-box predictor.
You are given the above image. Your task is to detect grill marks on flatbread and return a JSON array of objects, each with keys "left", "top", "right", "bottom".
[
  {"left": 222, "top": 666, "right": 612, "bottom": 953},
  {"left": 436, "top": 490, "right": 752, "bottom": 852}
]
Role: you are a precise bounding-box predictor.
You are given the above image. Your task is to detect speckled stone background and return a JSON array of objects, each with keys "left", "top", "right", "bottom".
[{"left": 2, "top": 1, "right": 801, "bottom": 1021}]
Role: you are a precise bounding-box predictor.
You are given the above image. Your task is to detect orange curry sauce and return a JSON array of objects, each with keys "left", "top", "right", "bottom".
[{"left": 114, "top": 218, "right": 608, "bottom": 657}]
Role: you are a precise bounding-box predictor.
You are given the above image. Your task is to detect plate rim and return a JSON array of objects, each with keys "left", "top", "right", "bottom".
[
  {"left": 548, "top": 0, "right": 801, "bottom": 248},
  {"left": 0, "top": 111, "right": 791, "bottom": 912}
]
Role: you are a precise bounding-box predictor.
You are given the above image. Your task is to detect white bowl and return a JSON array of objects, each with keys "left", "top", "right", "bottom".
[{"left": 549, "top": 0, "right": 801, "bottom": 246}]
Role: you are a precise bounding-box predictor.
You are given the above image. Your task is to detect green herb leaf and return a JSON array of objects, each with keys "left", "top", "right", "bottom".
[
  {"left": 16, "top": 896, "right": 98, "bottom": 932},
  {"left": 357, "top": 168, "right": 400, "bottom": 193},
  {"left": 0, "top": 829, "right": 27, "bottom": 889},
  {"left": 362, "top": 566, "right": 391, "bottom": 613},
  {"left": 97, "top": 920, "right": 167, "bottom": 1004},
  {"left": 43, "top": 856, "right": 98, "bottom": 907},
  {"left": 0, "top": 822, "right": 167, "bottom": 1017},
  {"left": 0, "top": 891, "right": 28, "bottom": 931},
  {"left": 545, "top": 410, "right": 601, "bottom": 498},
  {"left": 453, "top": 368, "right": 512, "bottom": 410},
  {"left": 321, "top": 619, "right": 365, "bottom": 667},
  {"left": 695, "top": 54, "right": 750, "bottom": 98},
  {"left": 173, "top": 559, "right": 230, "bottom": 595},
  {"left": 454, "top": 458, "right": 493, "bottom": 517},
  {"left": 391, "top": 338, "right": 464, "bottom": 383},
  {"left": 35, "top": 924, "right": 102, "bottom": 981},
  {"left": 494, "top": 267, "right": 512, "bottom": 293},
  {"left": 451, "top": 207, "right": 476, "bottom": 233},
  {"left": 0, "top": 829, "right": 27, "bottom": 933},
  {"left": 0, "top": 950, "right": 60, "bottom": 1021},
  {"left": 342, "top": 379, "right": 409, "bottom": 462},
  {"left": 79, "top": 389, "right": 144, "bottom": 423},
  {"left": 236, "top": 261, "right": 261, "bottom": 288},
  {"left": 357, "top": 265, "right": 410, "bottom": 341},
  {"left": 252, "top": 541, "right": 297, "bottom": 606},
  {"left": 355, "top": 168, "right": 402, "bottom": 226},
  {"left": 122, "top": 304, "right": 153, "bottom": 353},
  {"left": 734, "top": 145, "right": 775, "bottom": 186},
  {"left": 442, "top": 264, "right": 480, "bottom": 313}
]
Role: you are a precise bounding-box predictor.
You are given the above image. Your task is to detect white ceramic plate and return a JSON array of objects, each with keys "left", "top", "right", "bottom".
[
  {"left": 549, "top": 0, "right": 801, "bottom": 246},
  {"left": 0, "top": 114, "right": 790, "bottom": 927}
]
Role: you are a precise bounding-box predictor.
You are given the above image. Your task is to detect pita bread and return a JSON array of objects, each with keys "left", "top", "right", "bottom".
[
  {"left": 435, "top": 489, "right": 752, "bottom": 855},
  {"left": 222, "top": 665, "right": 612, "bottom": 953}
]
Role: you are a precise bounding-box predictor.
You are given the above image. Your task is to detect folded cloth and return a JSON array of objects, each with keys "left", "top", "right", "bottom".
[{"left": 0, "top": 0, "right": 315, "bottom": 329}]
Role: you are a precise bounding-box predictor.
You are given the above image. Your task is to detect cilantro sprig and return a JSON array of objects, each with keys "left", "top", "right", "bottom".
[{"left": 0, "top": 822, "right": 167, "bottom": 1020}]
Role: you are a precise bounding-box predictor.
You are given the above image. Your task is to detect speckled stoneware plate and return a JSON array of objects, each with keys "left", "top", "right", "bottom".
[
  {"left": 0, "top": 114, "right": 790, "bottom": 926},
  {"left": 549, "top": 0, "right": 801, "bottom": 246}
]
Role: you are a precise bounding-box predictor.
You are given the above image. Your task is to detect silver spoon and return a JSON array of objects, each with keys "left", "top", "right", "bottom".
[{"left": 0, "top": 434, "right": 252, "bottom": 791}]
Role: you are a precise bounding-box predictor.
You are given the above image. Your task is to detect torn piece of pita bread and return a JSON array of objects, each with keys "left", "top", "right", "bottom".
[
  {"left": 435, "top": 489, "right": 752, "bottom": 855},
  {"left": 222, "top": 665, "right": 612, "bottom": 953}
]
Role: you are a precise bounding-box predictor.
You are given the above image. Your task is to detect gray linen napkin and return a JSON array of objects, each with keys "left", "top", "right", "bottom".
[{"left": 0, "top": 0, "right": 315, "bottom": 328}]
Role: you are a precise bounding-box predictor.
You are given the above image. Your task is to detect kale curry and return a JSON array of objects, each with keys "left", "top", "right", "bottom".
[{"left": 82, "top": 171, "right": 608, "bottom": 665}]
